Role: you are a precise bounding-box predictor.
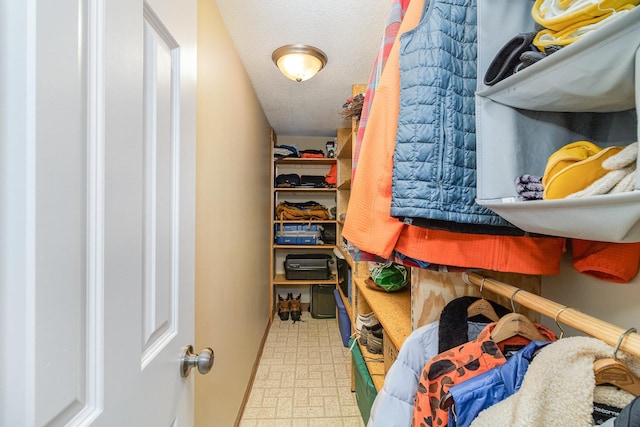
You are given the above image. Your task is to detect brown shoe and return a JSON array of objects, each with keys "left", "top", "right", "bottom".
[
  {"left": 290, "top": 293, "right": 302, "bottom": 322},
  {"left": 278, "top": 294, "right": 290, "bottom": 320}
]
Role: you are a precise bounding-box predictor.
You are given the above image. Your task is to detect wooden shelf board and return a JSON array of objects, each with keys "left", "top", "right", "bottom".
[
  {"left": 337, "top": 129, "right": 352, "bottom": 159},
  {"left": 272, "top": 220, "right": 337, "bottom": 224},
  {"left": 355, "top": 277, "right": 411, "bottom": 351},
  {"left": 336, "top": 247, "right": 355, "bottom": 270},
  {"left": 357, "top": 340, "right": 385, "bottom": 391},
  {"left": 274, "top": 158, "right": 336, "bottom": 166},
  {"left": 273, "top": 273, "right": 337, "bottom": 285},
  {"left": 273, "top": 187, "right": 336, "bottom": 192},
  {"left": 337, "top": 285, "right": 352, "bottom": 322},
  {"left": 338, "top": 180, "right": 351, "bottom": 190},
  {"left": 273, "top": 244, "right": 337, "bottom": 249}
]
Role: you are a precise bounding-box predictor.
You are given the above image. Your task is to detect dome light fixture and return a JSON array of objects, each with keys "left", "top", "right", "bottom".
[{"left": 272, "top": 44, "right": 328, "bottom": 82}]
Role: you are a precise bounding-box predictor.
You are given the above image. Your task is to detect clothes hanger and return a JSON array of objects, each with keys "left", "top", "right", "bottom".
[
  {"left": 490, "top": 289, "right": 547, "bottom": 343},
  {"left": 594, "top": 327, "right": 640, "bottom": 396},
  {"left": 467, "top": 278, "right": 501, "bottom": 322},
  {"left": 441, "top": 289, "right": 543, "bottom": 411}
]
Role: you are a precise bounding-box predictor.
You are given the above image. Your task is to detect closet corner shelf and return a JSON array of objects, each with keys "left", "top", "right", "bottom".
[
  {"left": 478, "top": 190, "right": 640, "bottom": 242},
  {"left": 476, "top": 6, "right": 640, "bottom": 113},
  {"left": 355, "top": 277, "right": 412, "bottom": 351},
  {"left": 337, "top": 129, "right": 352, "bottom": 159},
  {"left": 338, "top": 180, "right": 351, "bottom": 191},
  {"left": 336, "top": 246, "right": 355, "bottom": 270}
]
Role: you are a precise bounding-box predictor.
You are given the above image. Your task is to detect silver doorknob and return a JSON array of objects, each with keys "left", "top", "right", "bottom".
[{"left": 180, "top": 345, "right": 214, "bottom": 377}]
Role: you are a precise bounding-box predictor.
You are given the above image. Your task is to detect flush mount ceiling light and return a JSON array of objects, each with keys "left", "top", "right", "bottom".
[{"left": 272, "top": 44, "right": 328, "bottom": 82}]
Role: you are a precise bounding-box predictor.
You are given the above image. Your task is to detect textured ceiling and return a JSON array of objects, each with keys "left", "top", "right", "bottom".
[{"left": 214, "top": 0, "right": 391, "bottom": 137}]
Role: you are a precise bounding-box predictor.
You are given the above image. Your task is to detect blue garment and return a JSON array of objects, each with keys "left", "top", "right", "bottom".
[
  {"left": 447, "top": 340, "right": 550, "bottom": 427},
  {"left": 391, "top": 0, "right": 512, "bottom": 231}
]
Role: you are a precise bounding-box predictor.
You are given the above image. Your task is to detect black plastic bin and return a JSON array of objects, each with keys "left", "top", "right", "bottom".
[{"left": 311, "top": 284, "right": 336, "bottom": 319}]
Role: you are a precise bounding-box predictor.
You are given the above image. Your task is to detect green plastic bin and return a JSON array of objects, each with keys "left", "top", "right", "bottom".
[{"left": 350, "top": 338, "right": 377, "bottom": 423}]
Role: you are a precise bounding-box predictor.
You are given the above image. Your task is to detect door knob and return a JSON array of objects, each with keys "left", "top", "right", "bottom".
[{"left": 180, "top": 345, "right": 214, "bottom": 377}]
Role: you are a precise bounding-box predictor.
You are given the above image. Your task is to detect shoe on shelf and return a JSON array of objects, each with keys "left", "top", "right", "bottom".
[
  {"left": 366, "top": 327, "right": 384, "bottom": 355},
  {"left": 278, "top": 294, "right": 290, "bottom": 321},
  {"left": 290, "top": 293, "right": 302, "bottom": 322},
  {"left": 356, "top": 312, "right": 379, "bottom": 334},
  {"left": 359, "top": 322, "right": 382, "bottom": 347}
]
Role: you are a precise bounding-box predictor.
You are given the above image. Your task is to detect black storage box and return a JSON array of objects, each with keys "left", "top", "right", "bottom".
[
  {"left": 337, "top": 257, "right": 350, "bottom": 297},
  {"left": 311, "top": 284, "right": 336, "bottom": 319},
  {"left": 284, "top": 254, "right": 332, "bottom": 280}
]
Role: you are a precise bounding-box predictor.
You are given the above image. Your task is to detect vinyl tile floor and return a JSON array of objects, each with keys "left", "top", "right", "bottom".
[{"left": 238, "top": 314, "right": 365, "bottom": 427}]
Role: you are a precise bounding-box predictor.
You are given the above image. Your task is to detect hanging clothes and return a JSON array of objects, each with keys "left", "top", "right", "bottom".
[
  {"left": 411, "top": 321, "right": 557, "bottom": 427},
  {"left": 352, "top": 0, "right": 411, "bottom": 182},
  {"left": 391, "top": 0, "right": 515, "bottom": 233},
  {"left": 446, "top": 340, "right": 551, "bottom": 427},
  {"left": 368, "top": 296, "right": 511, "bottom": 427},
  {"left": 341, "top": 0, "right": 567, "bottom": 275},
  {"left": 470, "top": 336, "right": 640, "bottom": 427}
]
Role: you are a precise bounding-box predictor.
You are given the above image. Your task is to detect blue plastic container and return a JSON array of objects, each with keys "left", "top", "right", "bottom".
[{"left": 334, "top": 289, "right": 351, "bottom": 347}]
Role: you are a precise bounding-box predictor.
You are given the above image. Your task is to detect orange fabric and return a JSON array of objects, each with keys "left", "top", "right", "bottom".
[
  {"left": 300, "top": 153, "right": 324, "bottom": 158},
  {"left": 325, "top": 164, "right": 337, "bottom": 185},
  {"left": 571, "top": 239, "right": 640, "bottom": 283},
  {"left": 342, "top": 0, "right": 424, "bottom": 258},
  {"left": 342, "top": 0, "right": 566, "bottom": 275},
  {"left": 396, "top": 227, "right": 566, "bottom": 275},
  {"left": 412, "top": 322, "right": 557, "bottom": 427}
]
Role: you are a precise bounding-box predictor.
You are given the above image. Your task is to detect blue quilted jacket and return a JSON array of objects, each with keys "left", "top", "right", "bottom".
[{"left": 391, "top": 0, "right": 513, "bottom": 232}]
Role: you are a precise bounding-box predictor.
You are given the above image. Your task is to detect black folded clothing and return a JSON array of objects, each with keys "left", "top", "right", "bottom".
[{"left": 484, "top": 32, "right": 538, "bottom": 86}]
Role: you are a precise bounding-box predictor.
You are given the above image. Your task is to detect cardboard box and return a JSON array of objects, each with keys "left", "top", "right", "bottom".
[{"left": 383, "top": 331, "right": 399, "bottom": 375}]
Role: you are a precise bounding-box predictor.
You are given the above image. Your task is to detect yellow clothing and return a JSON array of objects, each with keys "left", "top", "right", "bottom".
[
  {"left": 533, "top": 5, "right": 635, "bottom": 49},
  {"left": 532, "top": 0, "right": 639, "bottom": 31}
]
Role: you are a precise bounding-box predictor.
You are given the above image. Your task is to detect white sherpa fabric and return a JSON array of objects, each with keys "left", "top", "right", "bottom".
[
  {"left": 602, "top": 142, "right": 638, "bottom": 171},
  {"left": 470, "top": 336, "right": 640, "bottom": 427},
  {"left": 611, "top": 170, "right": 637, "bottom": 194}
]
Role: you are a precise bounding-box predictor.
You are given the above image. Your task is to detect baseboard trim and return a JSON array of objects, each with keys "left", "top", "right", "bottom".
[{"left": 234, "top": 316, "right": 271, "bottom": 427}]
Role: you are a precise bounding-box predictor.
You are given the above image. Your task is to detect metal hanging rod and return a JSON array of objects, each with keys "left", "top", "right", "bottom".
[{"left": 462, "top": 271, "right": 640, "bottom": 358}]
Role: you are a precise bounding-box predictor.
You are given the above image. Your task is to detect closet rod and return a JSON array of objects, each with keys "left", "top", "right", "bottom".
[{"left": 462, "top": 272, "right": 640, "bottom": 358}]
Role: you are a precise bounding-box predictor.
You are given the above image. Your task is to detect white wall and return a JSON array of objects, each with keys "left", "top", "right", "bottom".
[{"left": 542, "top": 252, "right": 640, "bottom": 337}]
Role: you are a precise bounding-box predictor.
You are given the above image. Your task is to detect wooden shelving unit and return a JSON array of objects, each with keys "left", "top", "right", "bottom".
[
  {"left": 336, "top": 84, "right": 413, "bottom": 396},
  {"left": 269, "top": 143, "right": 339, "bottom": 322}
]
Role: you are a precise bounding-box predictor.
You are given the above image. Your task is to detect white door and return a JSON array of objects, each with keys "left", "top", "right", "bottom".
[{"left": 0, "top": 0, "right": 201, "bottom": 425}]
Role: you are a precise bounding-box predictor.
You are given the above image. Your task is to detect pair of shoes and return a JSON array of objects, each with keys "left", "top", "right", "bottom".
[
  {"left": 360, "top": 323, "right": 382, "bottom": 347},
  {"left": 356, "top": 312, "right": 379, "bottom": 334},
  {"left": 278, "top": 293, "right": 302, "bottom": 322},
  {"left": 367, "top": 328, "right": 384, "bottom": 355}
]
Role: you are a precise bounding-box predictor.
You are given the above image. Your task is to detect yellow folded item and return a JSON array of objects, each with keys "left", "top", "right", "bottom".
[
  {"left": 543, "top": 141, "right": 624, "bottom": 199},
  {"left": 533, "top": 6, "right": 634, "bottom": 50},
  {"left": 532, "top": 0, "right": 639, "bottom": 31}
]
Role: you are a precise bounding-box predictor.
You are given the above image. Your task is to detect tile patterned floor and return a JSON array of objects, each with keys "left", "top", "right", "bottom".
[{"left": 239, "top": 314, "right": 365, "bottom": 427}]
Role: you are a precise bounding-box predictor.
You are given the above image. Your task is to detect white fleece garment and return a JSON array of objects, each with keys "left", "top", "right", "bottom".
[{"left": 470, "top": 336, "right": 640, "bottom": 427}]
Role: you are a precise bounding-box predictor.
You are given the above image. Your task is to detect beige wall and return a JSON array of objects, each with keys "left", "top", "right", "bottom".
[{"left": 195, "top": 0, "right": 272, "bottom": 425}]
